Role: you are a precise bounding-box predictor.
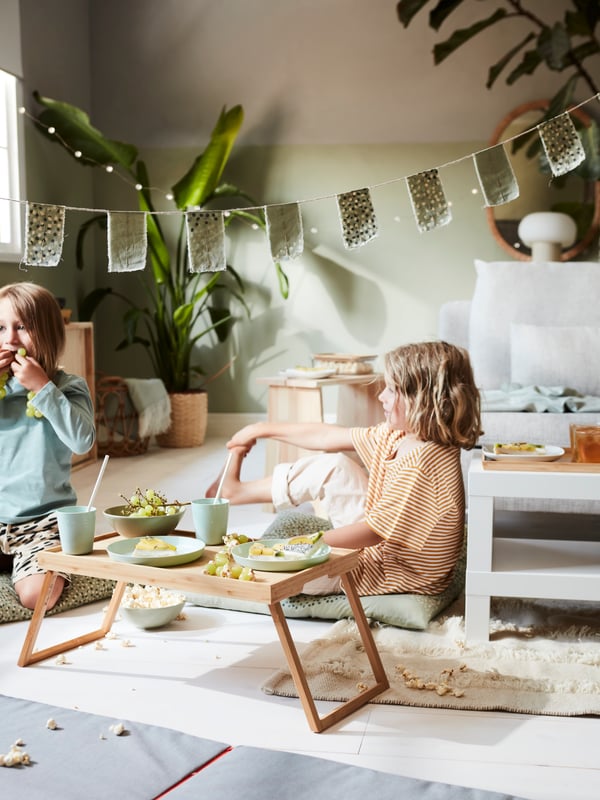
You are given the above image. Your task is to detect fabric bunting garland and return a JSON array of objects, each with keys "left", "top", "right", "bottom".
[
  {"left": 23, "top": 203, "right": 65, "bottom": 267},
  {"left": 473, "top": 145, "right": 519, "bottom": 207},
  {"left": 336, "top": 188, "right": 378, "bottom": 250},
  {"left": 107, "top": 211, "right": 147, "bottom": 272},
  {"left": 186, "top": 211, "right": 226, "bottom": 272},
  {"left": 12, "top": 94, "right": 600, "bottom": 270},
  {"left": 406, "top": 169, "right": 451, "bottom": 233},
  {"left": 265, "top": 203, "right": 304, "bottom": 261},
  {"left": 538, "top": 113, "right": 586, "bottom": 177}
]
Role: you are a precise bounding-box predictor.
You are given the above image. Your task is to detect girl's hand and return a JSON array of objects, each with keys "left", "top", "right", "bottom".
[
  {"left": 227, "top": 424, "right": 259, "bottom": 452},
  {"left": 10, "top": 352, "right": 49, "bottom": 393},
  {"left": 0, "top": 349, "right": 16, "bottom": 372}
]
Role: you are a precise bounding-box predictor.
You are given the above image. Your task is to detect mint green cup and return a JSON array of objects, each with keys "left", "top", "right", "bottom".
[
  {"left": 191, "top": 498, "right": 229, "bottom": 546},
  {"left": 56, "top": 505, "right": 96, "bottom": 555}
]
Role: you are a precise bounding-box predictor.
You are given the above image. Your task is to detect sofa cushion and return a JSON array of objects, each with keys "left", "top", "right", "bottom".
[
  {"left": 510, "top": 323, "right": 600, "bottom": 397},
  {"left": 469, "top": 260, "right": 600, "bottom": 390}
]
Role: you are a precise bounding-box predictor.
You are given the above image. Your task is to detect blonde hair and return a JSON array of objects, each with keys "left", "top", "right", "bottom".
[
  {"left": 384, "top": 340, "right": 482, "bottom": 449},
  {"left": 0, "top": 282, "right": 65, "bottom": 377}
]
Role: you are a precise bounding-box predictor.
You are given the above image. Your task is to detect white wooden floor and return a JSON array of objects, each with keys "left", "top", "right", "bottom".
[{"left": 1, "top": 435, "right": 599, "bottom": 799}]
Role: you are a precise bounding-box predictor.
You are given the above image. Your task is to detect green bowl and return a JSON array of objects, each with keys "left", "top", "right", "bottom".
[
  {"left": 119, "top": 600, "right": 186, "bottom": 630},
  {"left": 103, "top": 505, "right": 185, "bottom": 538}
]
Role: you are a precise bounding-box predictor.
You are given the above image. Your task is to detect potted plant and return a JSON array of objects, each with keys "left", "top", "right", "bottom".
[{"left": 31, "top": 92, "right": 289, "bottom": 446}]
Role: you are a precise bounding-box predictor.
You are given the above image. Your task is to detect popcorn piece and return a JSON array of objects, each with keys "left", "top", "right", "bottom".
[
  {"left": 109, "top": 722, "right": 126, "bottom": 736},
  {"left": 55, "top": 654, "right": 69, "bottom": 665},
  {"left": 46, "top": 718, "right": 57, "bottom": 730},
  {"left": 94, "top": 641, "right": 107, "bottom": 651},
  {"left": 120, "top": 583, "right": 185, "bottom": 610}
]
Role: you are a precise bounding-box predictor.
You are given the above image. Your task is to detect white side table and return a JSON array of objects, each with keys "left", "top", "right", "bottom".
[{"left": 466, "top": 451, "right": 600, "bottom": 641}]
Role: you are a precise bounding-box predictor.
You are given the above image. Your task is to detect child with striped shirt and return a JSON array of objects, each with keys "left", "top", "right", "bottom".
[{"left": 208, "top": 341, "right": 481, "bottom": 596}]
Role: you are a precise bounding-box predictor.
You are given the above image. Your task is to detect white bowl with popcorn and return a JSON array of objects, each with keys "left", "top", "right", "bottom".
[{"left": 119, "top": 584, "right": 186, "bottom": 629}]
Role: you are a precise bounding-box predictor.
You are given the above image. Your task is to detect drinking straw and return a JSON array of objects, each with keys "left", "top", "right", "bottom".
[
  {"left": 213, "top": 451, "right": 233, "bottom": 503},
  {"left": 87, "top": 454, "right": 110, "bottom": 511}
]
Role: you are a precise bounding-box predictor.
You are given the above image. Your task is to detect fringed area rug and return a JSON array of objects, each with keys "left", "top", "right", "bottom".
[{"left": 262, "top": 596, "right": 600, "bottom": 716}]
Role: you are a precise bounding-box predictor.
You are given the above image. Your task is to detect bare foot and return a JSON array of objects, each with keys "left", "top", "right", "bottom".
[{"left": 206, "top": 447, "right": 246, "bottom": 502}]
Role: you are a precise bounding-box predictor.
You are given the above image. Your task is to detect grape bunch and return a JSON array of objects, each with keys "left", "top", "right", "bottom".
[
  {"left": 119, "top": 487, "right": 185, "bottom": 518},
  {"left": 204, "top": 532, "right": 255, "bottom": 580},
  {"left": 204, "top": 550, "right": 255, "bottom": 581}
]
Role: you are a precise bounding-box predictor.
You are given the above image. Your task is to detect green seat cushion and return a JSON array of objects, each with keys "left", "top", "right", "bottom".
[
  {"left": 187, "top": 511, "right": 466, "bottom": 630},
  {"left": 0, "top": 572, "right": 116, "bottom": 625}
]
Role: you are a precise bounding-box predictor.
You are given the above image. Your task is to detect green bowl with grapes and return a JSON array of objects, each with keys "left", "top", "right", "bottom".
[{"left": 104, "top": 505, "right": 185, "bottom": 538}]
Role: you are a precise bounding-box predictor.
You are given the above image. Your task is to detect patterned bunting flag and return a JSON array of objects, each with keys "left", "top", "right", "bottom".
[
  {"left": 186, "top": 211, "right": 226, "bottom": 272},
  {"left": 265, "top": 203, "right": 304, "bottom": 260},
  {"left": 107, "top": 211, "right": 147, "bottom": 272},
  {"left": 473, "top": 145, "right": 519, "bottom": 207},
  {"left": 538, "top": 113, "right": 585, "bottom": 177},
  {"left": 336, "top": 188, "right": 378, "bottom": 250},
  {"left": 406, "top": 169, "right": 452, "bottom": 232},
  {"left": 23, "top": 203, "right": 65, "bottom": 267}
]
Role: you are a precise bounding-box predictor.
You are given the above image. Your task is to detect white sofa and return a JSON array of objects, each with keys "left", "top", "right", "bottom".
[{"left": 439, "top": 259, "right": 600, "bottom": 513}]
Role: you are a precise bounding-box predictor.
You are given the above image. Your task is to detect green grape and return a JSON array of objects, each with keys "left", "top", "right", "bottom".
[
  {"left": 214, "top": 551, "right": 229, "bottom": 567},
  {"left": 230, "top": 563, "right": 243, "bottom": 579},
  {"left": 129, "top": 495, "right": 140, "bottom": 506},
  {"left": 239, "top": 566, "right": 255, "bottom": 581},
  {"left": 215, "top": 564, "right": 226, "bottom": 577},
  {"left": 204, "top": 560, "right": 217, "bottom": 576},
  {"left": 17, "top": 347, "right": 26, "bottom": 357},
  {"left": 25, "top": 406, "right": 35, "bottom": 418}
]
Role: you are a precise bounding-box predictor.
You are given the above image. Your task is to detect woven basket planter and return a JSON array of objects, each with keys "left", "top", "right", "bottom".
[{"left": 156, "top": 390, "right": 208, "bottom": 448}]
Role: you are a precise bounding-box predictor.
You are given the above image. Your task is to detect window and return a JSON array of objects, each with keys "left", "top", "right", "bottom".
[{"left": 0, "top": 69, "right": 23, "bottom": 260}]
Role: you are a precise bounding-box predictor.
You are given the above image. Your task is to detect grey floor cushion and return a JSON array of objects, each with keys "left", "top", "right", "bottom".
[
  {"left": 0, "top": 572, "right": 116, "bottom": 625},
  {"left": 0, "top": 693, "right": 228, "bottom": 800},
  {"left": 187, "top": 511, "right": 466, "bottom": 630},
  {"left": 166, "top": 744, "right": 526, "bottom": 800}
]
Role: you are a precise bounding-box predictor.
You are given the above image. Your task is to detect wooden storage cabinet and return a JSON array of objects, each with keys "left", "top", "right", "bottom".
[{"left": 62, "top": 322, "right": 97, "bottom": 469}]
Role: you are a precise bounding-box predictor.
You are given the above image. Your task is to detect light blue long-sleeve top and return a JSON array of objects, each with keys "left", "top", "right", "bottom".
[{"left": 0, "top": 370, "right": 96, "bottom": 523}]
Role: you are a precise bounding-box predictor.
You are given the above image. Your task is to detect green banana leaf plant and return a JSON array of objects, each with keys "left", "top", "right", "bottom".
[{"left": 32, "top": 92, "right": 289, "bottom": 393}]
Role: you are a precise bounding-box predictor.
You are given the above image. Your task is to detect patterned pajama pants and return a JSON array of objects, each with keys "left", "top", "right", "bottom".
[{"left": 0, "top": 513, "right": 62, "bottom": 585}]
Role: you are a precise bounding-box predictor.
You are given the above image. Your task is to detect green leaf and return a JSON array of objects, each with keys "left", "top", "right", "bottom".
[
  {"left": 486, "top": 33, "right": 536, "bottom": 88},
  {"left": 506, "top": 48, "right": 542, "bottom": 85},
  {"left": 573, "top": 121, "right": 600, "bottom": 181},
  {"left": 429, "top": 0, "right": 466, "bottom": 32},
  {"left": 537, "top": 24, "right": 571, "bottom": 71},
  {"left": 79, "top": 287, "right": 114, "bottom": 320},
  {"left": 171, "top": 105, "right": 244, "bottom": 209},
  {"left": 546, "top": 76, "right": 578, "bottom": 118},
  {"left": 396, "top": 0, "right": 430, "bottom": 27},
  {"left": 33, "top": 91, "right": 137, "bottom": 169},
  {"left": 570, "top": 39, "right": 600, "bottom": 61},
  {"left": 433, "top": 9, "right": 507, "bottom": 63}
]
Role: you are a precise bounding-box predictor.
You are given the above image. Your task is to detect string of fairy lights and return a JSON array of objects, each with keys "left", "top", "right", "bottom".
[{"left": 6, "top": 91, "right": 599, "bottom": 223}]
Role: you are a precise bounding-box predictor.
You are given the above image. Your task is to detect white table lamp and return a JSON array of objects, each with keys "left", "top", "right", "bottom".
[{"left": 517, "top": 212, "right": 577, "bottom": 261}]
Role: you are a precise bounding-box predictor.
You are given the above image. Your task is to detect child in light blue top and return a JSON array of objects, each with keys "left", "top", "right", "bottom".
[{"left": 0, "top": 282, "right": 95, "bottom": 610}]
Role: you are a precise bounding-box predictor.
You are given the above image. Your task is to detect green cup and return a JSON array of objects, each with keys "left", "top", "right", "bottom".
[
  {"left": 56, "top": 505, "right": 96, "bottom": 555},
  {"left": 191, "top": 498, "right": 229, "bottom": 546}
]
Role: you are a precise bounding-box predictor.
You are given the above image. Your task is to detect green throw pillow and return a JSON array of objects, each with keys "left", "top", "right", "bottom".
[{"left": 187, "top": 511, "right": 466, "bottom": 630}]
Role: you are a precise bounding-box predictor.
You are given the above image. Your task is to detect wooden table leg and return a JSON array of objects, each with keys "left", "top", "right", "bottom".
[
  {"left": 18, "top": 579, "right": 127, "bottom": 667},
  {"left": 268, "top": 579, "right": 388, "bottom": 733}
]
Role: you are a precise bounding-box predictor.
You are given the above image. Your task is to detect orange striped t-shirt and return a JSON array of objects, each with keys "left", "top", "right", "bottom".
[{"left": 349, "top": 424, "right": 464, "bottom": 595}]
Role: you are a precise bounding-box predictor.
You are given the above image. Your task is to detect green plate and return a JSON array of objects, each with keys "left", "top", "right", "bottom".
[
  {"left": 231, "top": 539, "right": 331, "bottom": 572},
  {"left": 106, "top": 536, "right": 205, "bottom": 567}
]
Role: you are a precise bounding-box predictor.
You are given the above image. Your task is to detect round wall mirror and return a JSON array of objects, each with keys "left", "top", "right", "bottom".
[{"left": 486, "top": 99, "right": 600, "bottom": 261}]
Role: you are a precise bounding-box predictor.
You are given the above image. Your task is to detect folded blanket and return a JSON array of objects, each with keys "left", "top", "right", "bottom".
[
  {"left": 124, "top": 378, "right": 171, "bottom": 437},
  {"left": 481, "top": 383, "right": 600, "bottom": 413}
]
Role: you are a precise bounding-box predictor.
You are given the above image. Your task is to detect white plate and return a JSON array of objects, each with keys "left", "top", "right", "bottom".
[
  {"left": 106, "top": 536, "right": 205, "bottom": 567},
  {"left": 482, "top": 445, "right": 565, "bottom": 463},
  {"left": 282, "top": 367, "right": 336, "bottom": 379}
]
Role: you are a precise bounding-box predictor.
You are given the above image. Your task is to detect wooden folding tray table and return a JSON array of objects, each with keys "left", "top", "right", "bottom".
[{"left": 18, "top": 532, "right": 389, "bottom": 733}]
